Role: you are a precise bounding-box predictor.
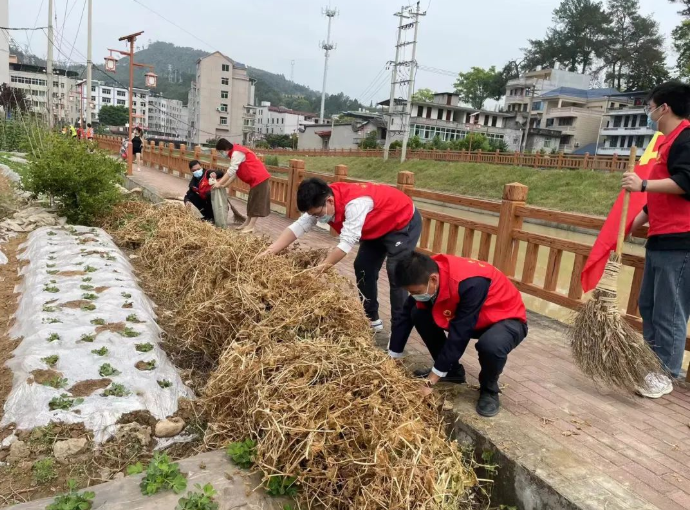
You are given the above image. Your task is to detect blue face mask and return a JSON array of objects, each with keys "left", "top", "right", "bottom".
[
  {"left": 646, "top": 104, "right": 663, "bottom": 132},
  {"left": 317, "top": 214, "right": 334, "bottom": 224},
  {"left": 193, "top": 169, "right": 203, "bottom": 178},
  {"left": 411, "top": 281, "right": 435, "bottom": 302}
]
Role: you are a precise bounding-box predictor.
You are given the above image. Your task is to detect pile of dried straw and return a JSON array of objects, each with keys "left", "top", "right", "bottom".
[{"left": 103, "top": 202, "right": 476, "bottom": 509}]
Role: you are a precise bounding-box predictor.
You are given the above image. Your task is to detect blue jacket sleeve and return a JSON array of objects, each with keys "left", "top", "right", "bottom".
[{"left": 388, "top": 296, "right": 417, "bottom": 357}]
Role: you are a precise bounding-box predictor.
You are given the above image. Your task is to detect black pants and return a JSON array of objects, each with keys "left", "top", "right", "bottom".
[
  {"left": 411, "top": 306, "right": 527, "bottom": 393},
  {"left": 186, "top": 193, "right": 214, "bottom": 223},
  {"left": 354, "top": 209, "right": 422, "bottom": 328}
]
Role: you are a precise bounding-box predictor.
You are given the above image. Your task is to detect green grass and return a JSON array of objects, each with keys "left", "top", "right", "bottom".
[{"left": 276, "top": 156, "right": 622, "bottom": 217}]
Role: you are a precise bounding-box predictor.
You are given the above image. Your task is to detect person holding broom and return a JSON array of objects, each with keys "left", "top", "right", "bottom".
[
  {"left": 389, "top": 252, "right": 527, "bottom": 417},
  {"left": 622, "top": 81, "right": 690, "bottom": 398},
  {"left": 259, "top": 177, "right": 422, "bottom": 334},
  {"left": 213, "top": 139, "right": 271, "bottom": 233}
]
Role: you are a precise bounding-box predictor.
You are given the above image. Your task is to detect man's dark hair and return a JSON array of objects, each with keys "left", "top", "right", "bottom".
[
  {"left": 296, "top": 178, "right": 333, "bottom": 212},
  {"left": 216, "top": 138, "right": 233, "bottom": 151},
  {"left": 647, "top": 81, "right": 690, "bottom": 118},
  {"left": 188, "top": 159, "right": 200, "bottom": 169},
  {"left": 87, "top": 123, "right": 92, "bottom": 128},
  {"left": 394, "top": 252, "right": 439, "bottom": 287}
]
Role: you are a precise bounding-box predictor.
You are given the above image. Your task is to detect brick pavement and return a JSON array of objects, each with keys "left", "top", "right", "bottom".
[{"left": 131, "top": 164, "right": 690, "bottom": 510}]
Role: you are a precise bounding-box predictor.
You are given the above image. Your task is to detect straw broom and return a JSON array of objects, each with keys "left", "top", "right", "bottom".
[{"left": 570, "top": 146, "right": 663, "bottom": 392}]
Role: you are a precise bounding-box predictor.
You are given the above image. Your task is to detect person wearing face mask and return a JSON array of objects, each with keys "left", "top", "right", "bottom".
[
  {"left": 389, "top": 252, "right": 527, "bottom": 417},
  {"left": 184, "top": 159, "right": 224, "bottom": 223},
  {"left": 622, "top": 81, "right": 690, "bottom": 398},
  {"left": 260, "top": 177, "right": 422, "bottom": 334}
]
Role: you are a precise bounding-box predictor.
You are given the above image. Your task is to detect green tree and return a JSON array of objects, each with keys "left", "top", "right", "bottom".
[
  {"left": 604, "top": 0, "right": 668, "bottom": 90},
  {"left": 411, "top": 88, "right": 435, "bottom": 102},
  {"left": 0, "top": 85, "right": 30, "bottom": 117},
  {"left": 522, "top": 0, "right": 608, "bottom": 74},
  {"left": 453, "top": 66, "right": 504, "bottom": 109},
  {"left": 98, "top": 105, "right": 129, "bottom": 126},
  {"left": 264, "top": 134, "right": 292, "bottom": 148},
  {"left": 670, "top": 1, "right": 690, "bottom": 77},
  {"left": 358, "top": 130, "right": 379, "bottom": 149}
]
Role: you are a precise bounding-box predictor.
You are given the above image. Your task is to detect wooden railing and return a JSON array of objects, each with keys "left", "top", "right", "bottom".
[
  {"left": 258, "top": 147, "right": 632, "bottom": 172},
  {"left": 94, "top": 134, "right": 689, "bottom": 380}
]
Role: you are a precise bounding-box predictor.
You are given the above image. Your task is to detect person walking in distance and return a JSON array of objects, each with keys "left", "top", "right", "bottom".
[
  {"left": 259, "top": 177, "right": 422, "bottom": 334},
  {"left": 213, "top": 138, "right": 271, "bottom": 233},
  {"left": 622, "top": 81, "right": 690, "bottom": 398},
  {"left": 85, "top": 123, "right": 94, "bottom": 142},
  {"left": 131, "top": 128, "right": 143, "bottom": 172}
]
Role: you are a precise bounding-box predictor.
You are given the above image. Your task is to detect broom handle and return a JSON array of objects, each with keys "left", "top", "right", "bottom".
[{"left": 616, "top": 146, "right": 637, "bottom": 256}]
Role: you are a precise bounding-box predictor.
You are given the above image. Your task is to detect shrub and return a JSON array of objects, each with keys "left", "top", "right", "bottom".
[
  {"left": 264, "top": 155, "right": 279, "bottom": 167},
  {"left": 358, "top": 130, "right": 379, "bottom": 150},
  {"left": 22, "top": 135, "right": 125, "bottom": 225},
  {"left": 0, "top": 119, "right": 43, "bottom": 153},
  {"left": 140, "top": 452, "right": 187, "bottom": 496}
]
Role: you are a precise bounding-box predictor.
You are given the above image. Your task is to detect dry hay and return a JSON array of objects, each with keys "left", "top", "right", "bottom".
[
  {"left": 103, "top": 202, "right": 477, "bottom": 509},
  {"left": 570, "top": 254, "right": 663, "bottom": 392}
]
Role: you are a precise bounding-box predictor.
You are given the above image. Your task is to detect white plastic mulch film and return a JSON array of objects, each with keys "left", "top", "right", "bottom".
[{"left": 2, "top": 226, "right": 193, "bottom": 442}]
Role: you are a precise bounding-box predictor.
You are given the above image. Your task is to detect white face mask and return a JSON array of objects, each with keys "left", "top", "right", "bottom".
[
  {"left": 192, "top": 169, "right": 203, "bottom": 178},
  {"left": 411, "top": 280, "right": 435, "bottom": 302}
]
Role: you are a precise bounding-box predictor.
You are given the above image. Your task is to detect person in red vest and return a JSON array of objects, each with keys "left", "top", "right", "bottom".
[
  {"left": 213, "top": 139, "right": 271, "bottom": 233},
  {"left": 622, "top": 81, "right": 690, "bottom": 398},
  {"left": 390, "top": 252, "right": 527, "bottom": 417},
  {"left": 260, "top": 177, "right": 422, "bottom": 333},
  {"left": 184, "top": 160, "right": 223, "bottom": 223}
]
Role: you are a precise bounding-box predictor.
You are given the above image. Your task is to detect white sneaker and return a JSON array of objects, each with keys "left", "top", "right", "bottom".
[
  {"left": 370, "top": 319, "right": 384, "bottom": 332},
  {"left": 636, "top": 373, "right": 673, "bottom": 399}
]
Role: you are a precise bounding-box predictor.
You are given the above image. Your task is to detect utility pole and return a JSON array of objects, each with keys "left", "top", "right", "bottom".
[
  {"left": 46, "top": 0, "right": 54, "bottom": 128},
  {"left": 383, "top": 6, "right": 405, "bottom": 161},
  {"left": 85, "top": 0, "right": 93, "bottom": 128},
  {"left": 319, "top": 8, "right": 337, "bottom": 124},
  {"left": 521, "top": 85, "right": 536, "bottom": 153},
  {"left": 400, "top": 1, "right": 425, "bottom": 163},
  {"left": 290, "top": 60, "right": 295, "bottom": 82}
]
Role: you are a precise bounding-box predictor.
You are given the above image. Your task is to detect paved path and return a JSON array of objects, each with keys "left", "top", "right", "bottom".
[{"left": 130, "top": 164, "right": 690, "bottom": 510}]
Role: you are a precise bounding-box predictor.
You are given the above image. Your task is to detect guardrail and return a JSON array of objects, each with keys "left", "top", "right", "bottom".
[{"left": 95, "top": 134, "right": 689, "bottom": 380}]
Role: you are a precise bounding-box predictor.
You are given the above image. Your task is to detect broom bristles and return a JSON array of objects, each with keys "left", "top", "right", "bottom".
[{"left": 570, "top": 252, "right": 663, "bottom": 392}]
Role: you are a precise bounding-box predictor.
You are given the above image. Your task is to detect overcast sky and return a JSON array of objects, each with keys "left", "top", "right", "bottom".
[{"left": 7, "top": 0, "right": 684, "bottom": 106}]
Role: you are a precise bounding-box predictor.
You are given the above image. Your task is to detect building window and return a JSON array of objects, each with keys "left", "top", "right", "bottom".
[
  {"left": 103, "top": 88, "right": 111, "bottom": 94},
  {"left": 425, "top": 108, "right": 432, "bottom": 119},
  {"left": 417, "top": 106, "right": 423, "bottom": 117},
  {"left": 117, "top": 90, "right": 125, "bottom": 97},
  {"left": 221, "top": 77, "right": 229, "bottom": 85},
  {"left": 492, "top": 116, "right": 497, "bottom": 127},
  {"left": 102, "top": 98, "right": 111, "bottom": 104},
  {"left": 133, "top": 101, "right": 137, "bottom": 106},
  {"left": 219, "top": 117, "right": 228, "bottom": 125},
  {"left": 220, "top": 103, "right": 228, "bottom": 112},
  {"left": 544, "top": 139, "right": 552, "bottom": 148},
  {"left": 53, "top": 81, "right": 59, "bottom": 87},
  {"left": 281, "top": 118, "right": 284, "bottom": 124},
  {"left": 91, "top": 86, "right": 96, "bottom": 92},
  {"left": 222, "top": 64, "right": 230, "bottom": 72},
  {"left": 221, "top": 91, "right": 228, "bottom": 99},
  {"left": 61, "top": 83, "right": 65, "bottom": 89},
  {"left": 117, "top": 99, "right": 125, "bottom": 105}
]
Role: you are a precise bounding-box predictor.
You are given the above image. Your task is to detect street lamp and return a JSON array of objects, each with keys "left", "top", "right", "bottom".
[{"left": 104, "top": 31, "right": 156, "bottom": 175}]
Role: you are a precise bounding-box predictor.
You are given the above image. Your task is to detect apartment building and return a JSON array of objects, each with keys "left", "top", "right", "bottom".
[
  {"left": 9, "top": 62, "right": 78, "bottom": 123},
  {"left": 380, "top": 92, "right": 523, "bottom": 150},
  {"left": 75, "top": 79, "right": 149, "bottom": 127},
  {"left": 504, "top": 67, "right": 591, "bottom": 116},
  {"left": 147, "top": 95, "right": 186, "bottom": 138},
  {"left": 597, "top": 91, "right": 654, "bottom": 156},
  {"left": 255, "top": 102, "right": 317, "bottom": 138},
  {"left": 187, "top": 51, "right": 255, "bottom": 145},
  {"left": 299, "top": 113, "right": 384, "bottom": 150},
  {"left": 535, "top": 87, "right": 618, "bottom": 152}
]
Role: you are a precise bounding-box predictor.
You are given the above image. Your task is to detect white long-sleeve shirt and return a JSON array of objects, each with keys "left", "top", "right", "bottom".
[
  {"left": 288, "top": 196, "right": 374, "bottom": 254},
  {"left": 224, "top": 151, "right": 246, "bottom": 181}
]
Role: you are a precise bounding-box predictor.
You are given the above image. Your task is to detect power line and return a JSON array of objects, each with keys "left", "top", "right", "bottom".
[
  {"left": 0, "top": 26, "right": 49, "bottom": 31},
  {"left": 66, "top": 0, "right": 86, "bottom": 65}
]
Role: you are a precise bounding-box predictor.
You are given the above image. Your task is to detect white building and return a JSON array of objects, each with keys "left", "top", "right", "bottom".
[
  {"left": 147, "top": 95, "right": 186, "bottom": 138},
  {"left": 504, "top": 68, "right": 592, "bottom": 115},
  {"left": 597, "top": 91, "right": 655, "bottom": 156},
  {"left": 79, "top": 79, "right": 149, "bottom": 127},
  {"left": 187, "top": 51, "right": 255, "bottom": 145},
  {"left": 255, "top": 102, "right": 317, "bottom": 139},
  {"left": 0, "top": 3, "right": 9, "bottom": 86},
  {"left": 9, "top": 62, "right": 78, "bottom": 123}
]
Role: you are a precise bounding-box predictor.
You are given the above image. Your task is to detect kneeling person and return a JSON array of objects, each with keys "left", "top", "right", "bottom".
[{"left": 390, "top": 252, "right": 527, "bottom": 417}]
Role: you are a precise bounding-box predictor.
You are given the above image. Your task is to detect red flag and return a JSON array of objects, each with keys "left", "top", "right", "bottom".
[{"left": 580, "top": 134, "right": 664, "bottom": 293}]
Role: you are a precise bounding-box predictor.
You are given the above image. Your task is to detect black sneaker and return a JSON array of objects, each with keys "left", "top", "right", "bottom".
[
  {"left": 476, "top": 390, "right": 500, "bottom": 417},
  {"left": 412, "top": 365, "right": 466, "bottom": 384}
]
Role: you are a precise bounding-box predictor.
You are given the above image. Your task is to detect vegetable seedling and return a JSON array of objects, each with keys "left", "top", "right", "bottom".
[{"left": 99, "top": 363, "right": 120, "bottom": 377}]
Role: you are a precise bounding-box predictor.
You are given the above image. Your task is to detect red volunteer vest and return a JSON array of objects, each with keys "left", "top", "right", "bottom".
[
  {"left": 329, "top": 182, "right": 414, "bottom": 240},
  {"left": 647, "top": 120, "right": 690, "bottom": 236},
  {"left": 423, "top": 254, "right": 526, "bottom": 331},
  {"left": 227, "top": 145, "right": 270, "bottom": 188},
  {"left": 195, "top": 172, "right": 212, "bottom": 200}
]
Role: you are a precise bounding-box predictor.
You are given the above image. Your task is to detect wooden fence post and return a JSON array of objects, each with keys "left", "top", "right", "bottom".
[
  {"left": 194, "top": 145, "right": 201, "bottom": 159},
  {"left": 513, "top": 151, "right": 519, "bottom": 166},
  {"left": 494, "top": 150, "right": 499, "bottom": 163},
  {"left": 334, "top": 164, "right": 348, "bottom": 182},
  {"left": 612, "top": 153, "right": 619, "bottom": 172},
  {"left": 397, "top": 171, "right": 415, "bottom": 194},
  {"left": 179, "top": 144, "right": 186, "bottom": 160},
  {"left": 493, "top": 183, "right": 529, "bottom": 277},
  {"left": 158, "top": 142, "right": 165, "bottom": 171},
  {"left": 210, "top": 148, "right": 218, "bottom": 168},
  {"left": 286, "top": 159, "right": 305, "bottom": 219},
  {"left": 557, "top": 152, "right": 564, "bottom": 169},
  {"left": 583, "top": 152, "right": 590, "bottom": 170}
]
